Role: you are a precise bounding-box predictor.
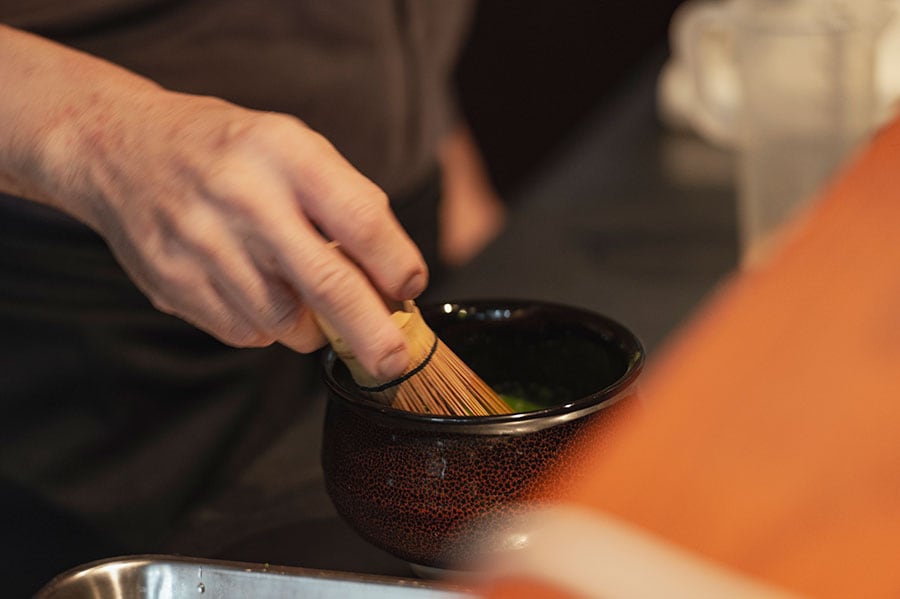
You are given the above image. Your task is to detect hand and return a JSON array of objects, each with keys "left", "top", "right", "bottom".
[
  {"left": 0, "top": 29, "right": 429, "bottom": 380},
  {"left": 86, "top": 92, "right": 428, "bottom": 379}
]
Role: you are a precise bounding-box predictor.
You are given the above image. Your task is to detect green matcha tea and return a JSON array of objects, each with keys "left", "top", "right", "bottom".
[
  {"left": 499, "top": 394, "right": 545, "bottom": 413},
  {"left": 496, "top": 382, "right": 569, "bottom": 413}
]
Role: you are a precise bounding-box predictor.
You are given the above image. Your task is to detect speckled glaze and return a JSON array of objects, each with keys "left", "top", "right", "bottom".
[{"left": 320, "top": 299, "right": 644, "bottom": 569}]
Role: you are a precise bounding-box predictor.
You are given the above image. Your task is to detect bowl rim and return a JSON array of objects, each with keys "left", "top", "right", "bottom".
[{"left": 321, "top": 298, "right": 644, "bottom": 434}]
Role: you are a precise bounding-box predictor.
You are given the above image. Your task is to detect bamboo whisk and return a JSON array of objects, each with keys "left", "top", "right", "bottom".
[{"left": 322, "top": 300, "right": 512, "bottom": 416}]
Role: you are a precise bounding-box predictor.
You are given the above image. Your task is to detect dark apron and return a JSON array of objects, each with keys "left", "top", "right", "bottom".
[{"left": 0, "top": 170, "right": 441, "bottom": 595}]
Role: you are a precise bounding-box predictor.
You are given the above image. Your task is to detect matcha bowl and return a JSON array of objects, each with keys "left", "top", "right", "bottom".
[{"left": 320, "top": 299, "right": 644, "bottom": 571}]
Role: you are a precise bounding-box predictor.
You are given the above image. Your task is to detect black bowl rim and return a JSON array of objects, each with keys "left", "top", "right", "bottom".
[{"left": 321, "top": 298, "right": 644, "bottom": 434}]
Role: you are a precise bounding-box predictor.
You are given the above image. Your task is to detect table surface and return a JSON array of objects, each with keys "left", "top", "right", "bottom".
[{"left": 161, "top": 48, "right": 740, "bottom": 579}]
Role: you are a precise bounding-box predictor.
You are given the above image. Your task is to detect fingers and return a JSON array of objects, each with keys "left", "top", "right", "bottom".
[
  {"left": 274, "top": 309, "right": 327, "bottom": 354},
  {"left": 197, "top": 241, "right": 300, "bottom": 344},
  {"left": 128, "top": 195, "right": 299, "bottom": 349},
  {"left": 205, "top": 174, "right": 414, "bottom": 378},
  {"left": 284, "top": 132, "right": 429, "bottom": 302},
  {"left": 147, "top": 260, "right": 271, "bottom": 349},
  {"left": 264, "top": 216, "right": 411, "bottom": 380},
  {"left": 148, "top": 229, "right": 330, "bottom": 353},
  {"left": 144, "top": 194, "right": 409, "bottom": 380}
]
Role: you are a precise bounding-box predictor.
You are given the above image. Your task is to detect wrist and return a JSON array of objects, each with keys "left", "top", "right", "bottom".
[
  {"left": 0, "top": 25, "right": 163, "bottom": 227},
  {"left": 37, "top": 84, "right": 170, "bottom": 229}
]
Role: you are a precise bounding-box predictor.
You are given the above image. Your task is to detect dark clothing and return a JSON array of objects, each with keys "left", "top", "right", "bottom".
[
  {"left": 2, "top": 0, "right": 471, "bottom": 198},
  {"left": 0, "top": 1, "right": 466, "bottom": 593},
  {"left": 0, "top": 192, "right": 319, "bottom": 546},
  {"left": 0, "top": 170, "right": 441, "bottom": 595}
]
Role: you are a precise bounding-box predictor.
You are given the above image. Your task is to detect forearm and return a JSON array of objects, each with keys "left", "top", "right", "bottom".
[{"left": 0, "top": 24, "right": 164, "bottom": 223}]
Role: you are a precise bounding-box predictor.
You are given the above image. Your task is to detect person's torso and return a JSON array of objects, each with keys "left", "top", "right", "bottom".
[{"left": 2, "top": 0, "right": 473, "bottom": 196}]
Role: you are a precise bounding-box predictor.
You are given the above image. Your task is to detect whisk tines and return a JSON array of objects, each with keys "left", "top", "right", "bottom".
[{"left": 324, "top": 301, "right": 512, "bottom": 416}]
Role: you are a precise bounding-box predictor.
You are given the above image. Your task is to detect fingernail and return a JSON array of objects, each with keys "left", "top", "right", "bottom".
[
  {"left": 401, "top": 271, "right": 427, "bottom": 299},
  {"left": 376, "top": 345, "right": 409, "bottom": 381}
]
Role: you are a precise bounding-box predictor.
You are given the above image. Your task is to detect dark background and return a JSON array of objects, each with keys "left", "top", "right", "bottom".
[{"left": 455, "top": 0, "right": 687, "bottom": 198}]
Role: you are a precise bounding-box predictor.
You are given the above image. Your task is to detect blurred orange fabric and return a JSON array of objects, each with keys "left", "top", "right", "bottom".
[{"left": 483, "top": 115, "right": 900, "bottom": 599}]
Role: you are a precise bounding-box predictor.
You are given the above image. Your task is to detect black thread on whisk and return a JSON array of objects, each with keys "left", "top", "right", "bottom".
[{"left": 356, "top": 336, "right": 439, "bottom": 393}]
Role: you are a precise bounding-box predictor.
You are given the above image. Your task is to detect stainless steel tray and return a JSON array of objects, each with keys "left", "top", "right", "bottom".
[{"left": 35, "top": 555, "right": 474, "bottom": 598}]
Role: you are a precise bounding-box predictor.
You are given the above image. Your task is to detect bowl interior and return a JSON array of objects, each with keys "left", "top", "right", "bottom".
[{"left": 327, "top": 300, "right": 643, "bottom": 416}]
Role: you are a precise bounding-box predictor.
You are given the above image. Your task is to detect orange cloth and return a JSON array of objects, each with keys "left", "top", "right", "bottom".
[{"left": 483, "top": 115, "right": 900, "bottom": 598}]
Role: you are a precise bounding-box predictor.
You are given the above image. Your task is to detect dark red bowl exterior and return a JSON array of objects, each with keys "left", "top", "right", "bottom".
[{"left": 320, "top": 299, "right": 644, "bottom": 569}]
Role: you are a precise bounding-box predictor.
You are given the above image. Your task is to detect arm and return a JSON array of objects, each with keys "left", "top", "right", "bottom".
[
  {"left": 438, "top": 123, "right": 506, "bottom": 267},
  {"left": 0, "top": 24, "right": 426, "bottom": 380}
]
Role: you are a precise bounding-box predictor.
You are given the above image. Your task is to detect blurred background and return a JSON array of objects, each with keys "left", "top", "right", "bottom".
[
  {"left": 458, "top": 0, "right": 686, "bottom": 200},
  {"left": 437, "top": 0, "right": 896, "bottom": 349},
  {"left": 431, "top": 0, "right": 736, "bottom": 353}
]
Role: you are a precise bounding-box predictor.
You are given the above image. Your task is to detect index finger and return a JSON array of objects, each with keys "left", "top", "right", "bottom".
[
  {"left": 269, "top": 218, "right": 411, "bottom": 381},
  {"left": 286, "top": 134, "right": 429, "bottom": 301}
]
